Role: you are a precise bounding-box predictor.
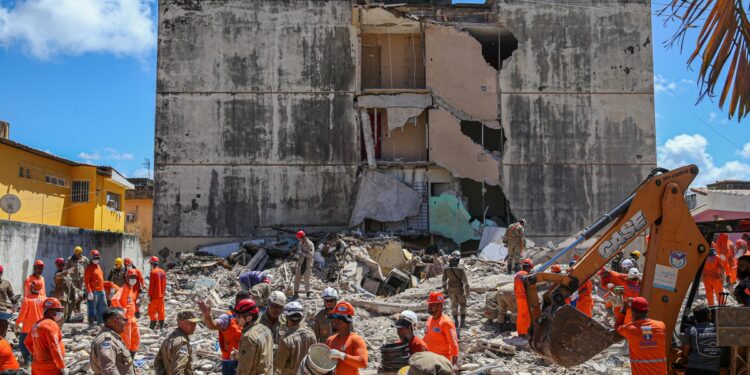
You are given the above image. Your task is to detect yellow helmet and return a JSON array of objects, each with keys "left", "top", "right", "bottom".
[
  {"left": 114, "top": 258, "right": 123, "bottom": 267},
  {"left": 73, "top": 246, "right": 83, "bottom": 255},
  {"left": 630, "top": 250, "right": 641, "bottom": 258}
]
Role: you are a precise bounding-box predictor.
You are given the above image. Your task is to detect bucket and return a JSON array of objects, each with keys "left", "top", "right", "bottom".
[{"left": 305, "top": 344, "right": 337, "bottom": 374}]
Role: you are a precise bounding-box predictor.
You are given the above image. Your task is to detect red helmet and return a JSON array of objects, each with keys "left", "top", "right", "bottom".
[
  {"left": 90, "top": 249, "right": 100, "bottom": 257},
  {"left": 550, "top": 264, "right": 562, "bottom": 273},
  {"left": 631, "top": 297, "right": 649, "bottom": 312},
  {"left": 234, "top": 299, "right": 260, "bottom": 316},
  {"left": 126, "top": 269, "right": 138, "bottom": 278},
  {"left": 29, "top": 280, "right": 42, "bottom": 293},
  {"left": 427, "top": 291, "right": 446, "bottom": 305},
  {"left": 33, "top": 260, "right": 45, "bottom": 267},
  {"left": 0, "top": 265, "right": 3, "bottom": 272},
  {"left": 150, "top": 256, "right": 160, "bottom": 264},
  {"left": 124, "top": 258, "right": 133, "bottom": 266},
  {"left": 55, "top": 258, "right": 65, "bottom": 267},
  {"left": 522, "top": 258, "right": 534, "bottom": 267},
  {"left": 296, "top": 230, "right": 305, "bottom": 239},
  {"left": 43, "top": 297, "right": 63, "bottom": 311}
]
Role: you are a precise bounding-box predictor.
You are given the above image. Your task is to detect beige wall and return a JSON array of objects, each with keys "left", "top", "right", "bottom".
[{"left": 125, "top": 198, "right": 153, "bottom": 252}]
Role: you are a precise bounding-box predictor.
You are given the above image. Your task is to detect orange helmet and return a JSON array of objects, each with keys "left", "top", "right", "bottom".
[
  {"left": 330, "top": 301, "right": 355, "bottom": 323},
  {"left": 124, "top": 258, "right": 133, "bottom": 266},
  {"left": 42, "top": 297, "right": 63, "bottom": 311},
  {"left": 296, "top": 230, "right": 306, "bottom": 239},
  {"left": 150, "top": 256, "right": 160, "bottom": 264},
  {"left": 427, "top": 291, "right": 446, "bottom": 305},
  {"left": 550, "top": 264, "right": 562, "bottom": 273},
  {"left": 522, "top": 259, "right": 534, "bottom": 268},
  {"left": 33, "top": 260, "right": 45, "bottom": 267},
  {"left": 29, "top": 280, "right": 42, "bottom": 293},
  {"left": 90, "top": 249, "right": 100, "bottom": 257}
]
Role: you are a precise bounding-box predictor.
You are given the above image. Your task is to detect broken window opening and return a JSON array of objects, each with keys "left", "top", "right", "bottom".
[
  {"left": 379, "top": 111, "right": 428, "bottom": 162},
  {"left": 463, "top": 28, "right": 518, "bottom": 70},
  {"left": 459, "top": 120, "right": 504, "bottom": 155},
  {"left": 459, "top": 179, "right": 512, "bottom": 227},
  {"left": 360, "top": 109, "right": 384, "bottom": 162},
  {"left": 361, "top": 33, "right": 426, "bottom": 90}
]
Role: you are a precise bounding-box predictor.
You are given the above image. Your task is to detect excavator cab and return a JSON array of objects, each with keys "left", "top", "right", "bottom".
[{"left": 522, "top": 165, "right": 714, "bottom": 368}]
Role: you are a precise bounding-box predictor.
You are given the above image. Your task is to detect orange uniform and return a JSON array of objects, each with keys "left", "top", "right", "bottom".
[
  {"left": 702, "top": 255, "right": 724, "bottom": 306},
  {"left": 326, "top": 332, "right": 368, "bottom": 375},
  {"left": 24, "top": 318, "right": 66, "bottom": 373},
  {"left": 576, "top": 279, "right": 594, "bottom": 317},
  {"left": 103, "top": 281, "right": 120, "bottom": 301},
  {"left": 84, "top": 264, "right": 104, "bottom": 292},
  {"left": 514, "top": 270, "right": 531, "bottom": 335},
  {"left": 111, "top": 284, "right": 140, "bottom": 352},
  {"left": 218, "top": 311, "right": 243, "bottom": 360},
  {"left": 716, "top": 235, "right": 736, "bottom": 283},
  {"left": 423, "top": 313, "right": 459, "bottom": 360},
  {"left": 17, "top": 295, "right": 45, "bottom": 333},
  {"left": 615, "top": 316, "right": 667, "bottom": 375},
  {"left": 131, "top": 267, "right": 145, "bottom": 316},
  {"left": 24, "top": 275, "right": 46, "bottom": 298},
  {"left": 147, "top": 267, "right": 167, "bottom": 321},
  {"left": 0, "top": 336, "right": 20, "bottom": 371},
  {"left": 404, "top": 335, "right": 429, "bottom": 355}
]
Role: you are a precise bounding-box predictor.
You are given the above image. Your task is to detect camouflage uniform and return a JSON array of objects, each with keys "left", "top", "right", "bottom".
[
  {"left": 442, "top": 266, "right": 470, "bottom": 325},
  {"left": 237, "top": 323, "right": 274, "bottom": 375},
  {"left": 293, "top": 238, "right": 315, "bottom": 297},
  {"left": 107, "top": 267, "right": 127, "bottom": 287},
  {"left": 90, "top": 327, "right": 135, "bottom": 375},
  {"left": 407, "top": 352, "right": 453, "bottom": 375},
  {"left": 250, "top": 283, "right": 271, "bottom": 309},
  {"left": 52, "top": 269, "right": 76, "bottom": 323},
  {"left": 154, "top": 328, "right": 194, "bottom": 375},
  {"left": 502, "top": 222, "right": 526, "bottom": 273},
  {"left": 65, "top": 255, "right": 89, "bottom": 313},
  {"left": 0, "top": 278, "right": 16, "bottom": 314},
  {"left": 259, "top": 312, "right": 280, "bottom": 345},
  {"left": 309, "top": 308, "right": 333, "bottom": 343},
  {"left": 274, "top": 324, "right": 316, "bottom": 375}
]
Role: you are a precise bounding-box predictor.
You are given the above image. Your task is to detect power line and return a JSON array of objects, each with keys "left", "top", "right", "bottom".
[{"left": 670, "top": 94, "right": 745, "bottom": 152}]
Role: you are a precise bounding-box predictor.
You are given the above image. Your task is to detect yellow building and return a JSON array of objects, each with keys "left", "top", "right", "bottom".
[
  {"left": 125, "top": 178, "right": 153, "bottom": 251},
  {"left": 0, "top": 135, "right": 134, "bottom": 232}
]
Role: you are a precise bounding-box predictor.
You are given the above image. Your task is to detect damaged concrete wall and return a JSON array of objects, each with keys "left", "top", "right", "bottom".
[
  {"left": 155, "top": 0, "right": 358, "bottom": 250},
  {"left": 497, "top": 0, "right": 657, "bottom": 244},
  {"left": 428, "top": 109, "right": 501, "bottom": 185},
  {"left": 349, "top": 170, "right": 422, "bottom": 226}
]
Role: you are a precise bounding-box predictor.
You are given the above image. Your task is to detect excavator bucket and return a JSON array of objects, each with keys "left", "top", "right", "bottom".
[{"left": 530, "top": 305, "right": 623, "bottom": 367}]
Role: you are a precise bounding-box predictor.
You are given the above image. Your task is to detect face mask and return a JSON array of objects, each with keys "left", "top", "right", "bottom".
[
  {"left": 128, "top": 279, "right": 137, "bottom": 286},
  {"left": 53, "top": 312, "right": 64, "bottom": 321},
  {"left": 92, "top": 260, "right": 100, "bottom": 265}
]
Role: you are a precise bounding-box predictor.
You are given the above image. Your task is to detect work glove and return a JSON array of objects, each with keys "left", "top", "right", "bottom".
[
  {"left": 328, "top": 349, "right": 346, "bottom": 360},
  {"left": 87, "top": 292, "right": 94, "bottom": 301},
  {"left": 230, "top": 349, "right": 239, "bottom": 360}
]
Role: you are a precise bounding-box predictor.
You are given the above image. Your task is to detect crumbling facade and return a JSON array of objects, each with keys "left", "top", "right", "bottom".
[{"left": 154, "top": 0, "right": 656, "bottom": 251}]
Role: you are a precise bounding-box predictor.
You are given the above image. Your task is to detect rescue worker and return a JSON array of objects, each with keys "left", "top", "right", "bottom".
[
  {"left": 423, "top": 292, "right": 458, "bottom": 367},
  {"left": 65, "top": 246, "right": 89, "bottom": 314},
  {"left": 52, "top": 257, "right": 76, "bottom": 324},
  {"left": 197, "top": 292, "right": 252, "bottom": 375},
  {"left": 326, "top": 301, "right": 368, "bottom": 374},
  {"left": 568, "top": 260, "right": 594, "bottom": 317},
  {"left": 603, "top": 283, "right": 625, "bottom": 321},
  {"left": 502, "top": 219, "right": 526, "bottom": 274},
  {"left": 680, "top": 304, "right": 721, "bottom": 375},
  {"left": 442, "top": 251, "right": 470, "bottom": 328},
  {"left": 24, "top": 259, "right": 46, "bottom": 297},
  {"left": 123, "top": 258, "right": 144, "bottom": 318},
  {"left": 154, "top": 310, "right": 201, "bottom": 375},
  {"left": 494, "top": 282, "right": 516, "bottom": 331},
  {"left": 85, "top": 249, "right": 107, "bottom": 325},
  {"left": 405, "top": 352, "right": 454, "bottom": 375},
  {"left": 514, "top": 259, "right": 533, "bottom": 337},
  {"left": 111, "top": 269, "right": 140, "bottom": 356},
  {"left": 627, "top": 250, "right": 642, "bottom": 271},
  {"left": 17, "top": 279, "right": 45, "bottom": 365},
  {"left": 107, "top": 258, "right": 127, "bottom": 287},
  {"left": 702, "top": 248, "right": 725, "bottom": 306},
  {"left": 614, "top": 297, "right": 667, "bottom": 375},
  {"left": 103, "top": 281, "right": 121, "bottom": 306},
  {"left": 249, "top": 274, "right": 272, "bottom": 309},
  {"left": 24, "top": 297, "right": 67, "bottom": 374},
  {"left": 620, "top": 258, "right": 635, "bottom": 273},
  {"left": 234, "top": 298, "right": 273, "bottom": 375},
  {"left": 260, "top": 290, "right": 286, "bottom": 345},
  {"left": 715, "top": 233, "right": 735, "bottom": 285},
  {"left": 311, "top": 287, "right": 338, "bottom": 342},
  {"left": 737, "top": 235, "right": 749, "bottom": 255},
  {"left": 238, "top": 270, "right": 267, "bottom": 291},
  {"left": 90, "top": 307, "right": 136, "bottom": 375},
  {"left": 148, "top": 256, "right": 167, "bottom": 331},
  {"left": 0, "top": 265, "right": 19, "bottom": 317},
  {"left": 395, "top": 310, "right": 428, "bottom": 355},
  {"left": 293, "top": 230, "right": 315, "bottom": 300},
  {"left": 611, "top": 252, "right": 624, "bottom": 273},
  {"left": 0, "top": 315, "right": 20, "bottom": 372},
  {"left": 274, "top": 301, "right": 316, "bottom": 375},
  {"left": 550, "top": 264, "right": 562, "bottom": 273}
]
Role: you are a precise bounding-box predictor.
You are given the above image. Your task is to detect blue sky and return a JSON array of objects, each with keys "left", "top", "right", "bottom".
[{"left": 0, "top": 0, "right": 747, "bottom": 186}]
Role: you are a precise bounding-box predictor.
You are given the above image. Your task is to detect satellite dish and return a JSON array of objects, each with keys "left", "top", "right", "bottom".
[{"left": 0, "top": 194, "right": 21, "bottom": 215}]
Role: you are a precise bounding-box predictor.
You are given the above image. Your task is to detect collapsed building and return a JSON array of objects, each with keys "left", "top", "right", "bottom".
[{"left": 153, "top": 0, "right": 656, "bottom": 254}]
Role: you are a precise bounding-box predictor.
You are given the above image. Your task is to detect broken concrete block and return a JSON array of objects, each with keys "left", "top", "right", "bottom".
[{"left": 349, "top": 170, "right": 422, "bottom": 226}]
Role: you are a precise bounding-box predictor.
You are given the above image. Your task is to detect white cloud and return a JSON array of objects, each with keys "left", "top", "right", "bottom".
[
  {"left": 654, "top": 74, "right": 693, "bottom": 95},
  {"left": 78, "top": 151, "right": 100, "bottom": 160},
  {"left": 104, "top": 147, "right": 134, "bottom": 160},
  {"left": 739, "top": 142, "right": 750, "bottom": 159},
  {"left": 78, "top": 147, "right": 134, "bottom": 163},
  {"left": 657, "top": 134, "right": 750, "bottom": 186},
  {"left": 0, "top": 0, "right": 156, "bottom": 59},
  {"left": 708, "top": 111, "right": 729, "bottom": 125},
  {"left": 131, "top": 167, "right": 151, "bottom": 178}
]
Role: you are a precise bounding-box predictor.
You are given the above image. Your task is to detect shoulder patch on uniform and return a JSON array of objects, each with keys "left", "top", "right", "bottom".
[
  {"left": 178, "top": 346, "right": 188, "bottom": 354},
  {"left": 100, "top": 341, "right": 112, "bottom": 350}
]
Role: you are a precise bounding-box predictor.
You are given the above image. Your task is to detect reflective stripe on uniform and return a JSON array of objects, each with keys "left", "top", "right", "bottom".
[{"left": 631, "top": 358, "right": 666, "bottom": 363}]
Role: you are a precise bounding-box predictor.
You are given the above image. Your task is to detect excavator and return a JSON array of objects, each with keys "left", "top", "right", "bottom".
[{"left": 521, "top": 164, "right": 750, "bottom": 373}]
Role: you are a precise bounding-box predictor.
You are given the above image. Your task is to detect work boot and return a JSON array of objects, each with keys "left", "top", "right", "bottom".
[
  {"left": 159, "top": 320, "right": 165, "bottom": 331},
  {"left": 149, "top": 321, "right": 157, "bottom": 330},
  {"left": 460, "top": 315, "right": 466, "bottom": 329},
  {"left": 506, "top": 262, "right": 513, "bottom": 275}
]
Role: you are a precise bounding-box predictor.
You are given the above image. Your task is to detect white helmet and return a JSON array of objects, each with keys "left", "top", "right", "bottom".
[
  {"left": 321, "top": 287, "right": 339, "bottom": 300},
  {"left": 451, "top": 250, "right": 461, "bottom": 258},
  {"left": 269, "top": 291, "right": 287, "bottom": 306},
  {"left": 621, "top": 259, "right": 634, "bottom": 271},
  {"left": 284, "top": 301, "right": 305, "bottom": 319},
  {"left": 400, "top": 310, "right": 418, "bottom": 326},
  {"left": 627, "top": 267, "right": 641, "bottom": 279}
]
